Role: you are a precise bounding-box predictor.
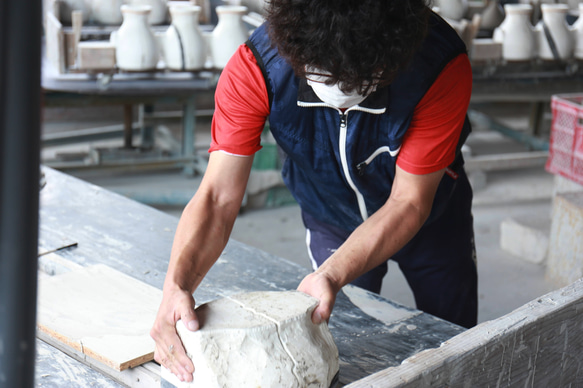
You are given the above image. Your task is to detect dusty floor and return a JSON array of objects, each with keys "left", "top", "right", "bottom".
[{"left": 41, "top": 102, "right": 560, "bottom": 324}]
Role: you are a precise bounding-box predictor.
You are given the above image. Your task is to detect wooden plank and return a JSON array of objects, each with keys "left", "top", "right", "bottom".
[
  {"left": 37, "top": 264, "right": 163, "bottom": 371},
  {"left": 346, "top": 278, "right": 583, "bottom": 387}
]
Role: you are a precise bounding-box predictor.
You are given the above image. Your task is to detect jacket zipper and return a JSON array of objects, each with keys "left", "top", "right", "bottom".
[
  {"left": 356, "top": 145, "right": 401, "bottom": 176},
  {"left": 338, "top": 112, "right": 369, "bottom": 222},
  {"left": 297, "top": 101, "right": 386, "bottom": 223}
]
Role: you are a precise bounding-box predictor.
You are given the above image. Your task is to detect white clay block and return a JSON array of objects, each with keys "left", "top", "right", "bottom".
[
  {"left": 77, "top": 41, "right": 116, "bottom": 70},
  {"left": 471, "top": 39, "right": 502, "bottom": 61},
  {"left": 161, "top": 291, "right": 339, "bottom": 388}
]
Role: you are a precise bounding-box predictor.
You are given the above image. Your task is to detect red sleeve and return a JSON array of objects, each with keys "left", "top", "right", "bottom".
[
  {"left": 396, "top": 54, "right": 472, "bottom": 175},
  {"left": 208, "top": 44, "right": 270, "bottom": 156}
]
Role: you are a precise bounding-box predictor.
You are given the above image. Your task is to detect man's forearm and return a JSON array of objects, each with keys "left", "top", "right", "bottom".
[
  {"left": 316, "top": 166, "right": 445, "bottom": 290},
  {"left": 316, "top": 195, "right": 428, "bottom": 289},
  {"left": 164, "top": 190, "right": 240, "bottom": 294},
  {"left": 163, "top": 152, "right": 254, "bottom": 295}
]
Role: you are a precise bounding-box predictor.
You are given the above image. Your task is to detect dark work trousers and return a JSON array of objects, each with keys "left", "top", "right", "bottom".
[{"left": 302, "top": 173, "right": 478, "bottom": 329}]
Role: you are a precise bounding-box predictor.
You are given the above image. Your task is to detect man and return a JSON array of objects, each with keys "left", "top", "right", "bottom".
[{"left": 151, "top": 0, "right": 477, "bottom": 383}]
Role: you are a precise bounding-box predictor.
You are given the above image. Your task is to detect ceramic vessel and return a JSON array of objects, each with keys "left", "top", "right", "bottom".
[
  {"left": 572, "top": 3, "right": 583, "bottom": 59},
  {"left": 110, "top": 5, "right": 159, "bottom": 71},
  {"left": 125, "top": 0, "right": 168, "bottom": 24},
  {"left": 210, "top": 5, "right": 248, "bottom": 69},
  {"left": 493, "top": 4, "right": 536, "bottom": 61},
  {"left": 59, "top": 0, "right": 91, "bottom": 23},
  {"left": 435, "top": 0, "right": 468, "bottom": 21},
  {"left": 480, "top": 0, "right": 505, "bottom": 30},
  {"left": 163, "top": 5, "right": 207, "bottom": 70},
  {"left": 535, "top": 3, "right": 574, "bottom": 60},
  {"left": 91, "top": 0, "right": 124, "bottom": 25}
]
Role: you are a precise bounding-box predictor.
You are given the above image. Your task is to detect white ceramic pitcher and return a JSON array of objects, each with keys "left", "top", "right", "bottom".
[
  {"left": 91, "top": 0, "right": 124, "bottom": 25},
  {"left": 163, "top": 5, "right": 207, "bottom": 71},
  {"left": 126, "top": 0, "right": 168, "bottom": 24},
  {"left": 493, "top": 4, "right": 536, "bottom": 61},
  {"left": 535, "top": 3, "right": 574, "bottom": 60},
  {"left": 210, "top": 5, "right": 248, "bottom": 69},
  {"left": 110, "top": 5, "right": 159, "bottom": 71}
]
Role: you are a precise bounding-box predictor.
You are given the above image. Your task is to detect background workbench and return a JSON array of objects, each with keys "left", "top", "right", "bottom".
[
  {"left": 36, "top": 166, "right": 465, "bottom": 387},
  {"left": 41, "top": 59, "right": 218, "bottom": 175}
]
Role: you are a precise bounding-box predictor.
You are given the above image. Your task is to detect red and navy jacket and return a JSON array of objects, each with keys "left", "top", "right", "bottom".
[{"left": 246, "top": 12, "right": 472, "bottom": 232}]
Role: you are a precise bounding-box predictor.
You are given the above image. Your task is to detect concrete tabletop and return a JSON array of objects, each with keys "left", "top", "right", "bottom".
[{"left": 36, "top": 166, "right": 464, "bottom": 387}]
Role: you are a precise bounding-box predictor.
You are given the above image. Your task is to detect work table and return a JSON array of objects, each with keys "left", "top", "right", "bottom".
[{"left": 36, "top": 166, "right": 465, "bottom": 387}]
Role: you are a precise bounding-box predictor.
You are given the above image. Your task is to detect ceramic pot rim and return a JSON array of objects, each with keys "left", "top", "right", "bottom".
[
  {"left": 215, "top": 5, "right": 248, "bottom": 14},
  {"left": 121, "top": 4, "right": 152, "bottom": 14},
  {"left": 503, "top": 4, "right": 532, "bottom": 14},
  {"left": 169, "top": 4, "right": 201, "bottom": 14},
  {"left": 540, "top": 3, "right": 569, "bottom": 12}
]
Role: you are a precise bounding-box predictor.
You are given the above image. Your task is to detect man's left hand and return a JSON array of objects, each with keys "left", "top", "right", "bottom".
[{"left": 297, "top": 271, "right": 339, "bottom": 324}]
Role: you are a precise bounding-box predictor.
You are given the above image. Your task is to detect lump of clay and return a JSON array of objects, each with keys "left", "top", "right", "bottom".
[{"left": 161, "top": 290, "right": 339, "bottom": 388}]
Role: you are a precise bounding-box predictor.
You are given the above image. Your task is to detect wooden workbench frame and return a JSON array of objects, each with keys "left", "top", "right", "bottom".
[{"left": 347, "top": 278, "right": 583, "bottom": 387}]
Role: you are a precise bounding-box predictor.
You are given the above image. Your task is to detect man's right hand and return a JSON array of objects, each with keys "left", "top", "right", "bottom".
[{"left": 150, "top": 285, "right": 199, "bottom": 383}]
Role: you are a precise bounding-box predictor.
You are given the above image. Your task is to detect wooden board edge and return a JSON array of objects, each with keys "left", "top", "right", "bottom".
[
  {"left": 37, "top": 323, "right": 82, "bottom": 353},
  {"left": 37, "top": 332, "right": 161, "bottom": 388},
  {"left": 83, "top": 345, "right": 155, "bottom": 372}
]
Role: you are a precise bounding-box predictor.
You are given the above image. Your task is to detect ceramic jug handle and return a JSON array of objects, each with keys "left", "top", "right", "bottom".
[
  {"left": 110, "top": 30, "right": 119, "bottom": 46},
  {"left": 542, "top": 21, "right": 561, "bottom": 60}
]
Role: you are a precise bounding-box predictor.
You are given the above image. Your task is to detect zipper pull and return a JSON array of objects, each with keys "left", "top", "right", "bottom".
[
  {"left": 340, "top": 114, "right": 347, "bottom": 127},
  {"left": 356, "top": 162, "right": 367, "bottom": 176}
]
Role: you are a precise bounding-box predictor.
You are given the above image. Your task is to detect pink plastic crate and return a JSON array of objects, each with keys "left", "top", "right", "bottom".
[{"left": 546, "top": 94, "right": 583, "bottom": 185}]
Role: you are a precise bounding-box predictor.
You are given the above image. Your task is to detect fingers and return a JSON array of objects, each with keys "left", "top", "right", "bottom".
[
  {"left": 312, "top": 293, "right": 334, "bottom": 324},
  {"left": 181, "top": 305, "right": 200, "bottom": 332},
  {"left": 312, "top": 309, "right": 324, "bottom": 324},
  {"left": 154, "top": 337, "right": 194, "bottom": 382},
  {"left": 297, "top": 272, "right": 337, "bottom": 325},
  {"left": 150, "top": 290, "right": 197, "bottom": 383}
]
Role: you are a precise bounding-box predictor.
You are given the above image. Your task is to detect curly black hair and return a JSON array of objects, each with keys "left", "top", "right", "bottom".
[{"left": 266, "top": 0, "right": 431, "bottom": 94}]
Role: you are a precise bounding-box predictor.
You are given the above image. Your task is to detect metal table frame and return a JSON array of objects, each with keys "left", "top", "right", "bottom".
[{"left": 42, "top": 60, "right": 219, "bottom": 175}]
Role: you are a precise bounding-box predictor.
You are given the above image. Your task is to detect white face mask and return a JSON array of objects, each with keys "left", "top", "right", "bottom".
[{"left": 305, "top": 67, "right": 376, "bottom": 109}]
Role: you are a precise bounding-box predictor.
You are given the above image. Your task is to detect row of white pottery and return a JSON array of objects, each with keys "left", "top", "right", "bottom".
[
  {"left": 493, "top": 3, "right": 583, "bottom": 61},
  {"left": 110, "top": 4, "right": 248, "bottom": 72},
  {"left": 58, "top": 0, "right": 168, "bottom": 25}
]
